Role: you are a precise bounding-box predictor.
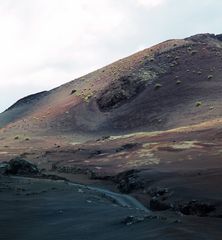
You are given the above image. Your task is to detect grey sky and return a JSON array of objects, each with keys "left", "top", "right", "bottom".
[{"left": 0, "top": 0, "right": 221, "bottom": 112}]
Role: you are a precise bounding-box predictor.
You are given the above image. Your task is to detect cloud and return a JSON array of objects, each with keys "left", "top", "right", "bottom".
[
  {"left": 0, "top": 0, "right": 129, "bottom": 111},
  {"left": 136, "top": 0, "right": 166, "bottom": 8}
]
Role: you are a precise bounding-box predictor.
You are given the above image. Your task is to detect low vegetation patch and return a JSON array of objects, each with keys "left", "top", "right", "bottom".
[
  {"left": 154, "top": 83, "right": 162, "bottom": 90},
  {"left": 196, "top": 101, "right": 202, "bottom": 107}
]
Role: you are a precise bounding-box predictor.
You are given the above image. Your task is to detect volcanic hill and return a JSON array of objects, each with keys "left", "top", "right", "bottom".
[{"left": 1, "top": 33, "right": 222, "bottom": 138}]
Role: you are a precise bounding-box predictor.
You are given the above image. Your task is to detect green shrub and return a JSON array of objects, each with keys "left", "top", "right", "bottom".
[
  {"left": 191, "top": 50, "right": 198, "bottom": 55},
  {"left": 70, "top": 89, "right": 76, "bottom": 95},
  {"left": 196, "top": 101, "right": 202, "bottom": 107},
  {"left": 154, "top": 83, "right": 162, "bottom": 90}
]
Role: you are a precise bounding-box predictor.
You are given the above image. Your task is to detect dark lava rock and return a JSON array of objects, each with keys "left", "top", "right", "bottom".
[
  {"left": 215, "top": 34, "right": 222, "bottom": 41},
  {"left": 115, "top": 143, "right": 139, "bottom": 153},
  {"left": 122, "top": 215, "right": 168, "bottom": 225},
  {"left": 70, "top": 89, "right": 77, "bottom": 95},
  {"left": 88, "top": 150, "right": 102, "bottom": 158},
  {"left": 150, "top": 197, "right": 172, "bottom": 211},
  {"left": 40, "top": 174, "right": 67, "bottom": 181},
  {"left": 114, "top": 170, "right": 144, "bottom": 193},
  {"left": 96, "top": 136, "right": 110, "bottom": 142},
  {"left": 148, "top": 187, "right": 169, "bottom": 197},
  {"left": 122, "top": 215, "right": 147, "bottom": 225},
  {"left": 5, "top": 157, "right": 39, "bottom": 176},
  {"left": 0, "top": 162, "right": 10, "bottom": 174},
  {"left": 178, "top": 200, "right": 215, "bottom": 217},
  {"left": 97, "top": 75, "right": 147, "bottom": 111}
]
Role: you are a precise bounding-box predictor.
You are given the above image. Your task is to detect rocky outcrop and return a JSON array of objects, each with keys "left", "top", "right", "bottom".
[
  {"left": 0, "top": 157, "right": 39, "bottom": 176},
  {"left": 114, "top": 170, "right": 144, "bottom": 193},
  {"left": 97, "top": 74, "right": 153, "bottom": 111},
  {"left": 178, "top": 200, "right": 216, "bottom": 217}
]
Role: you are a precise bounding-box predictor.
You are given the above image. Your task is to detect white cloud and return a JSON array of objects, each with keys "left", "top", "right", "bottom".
[
  {"left": 136, "top": 0, "right": 166, "bottom": 8},
  {"left": 0, "top": 0, "right": 129, "bottom": 111}
]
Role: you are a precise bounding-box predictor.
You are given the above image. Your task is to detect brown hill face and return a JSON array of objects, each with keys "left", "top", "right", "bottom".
[{"left": 1, "top": 33, "right": 222, "bottom": 136}]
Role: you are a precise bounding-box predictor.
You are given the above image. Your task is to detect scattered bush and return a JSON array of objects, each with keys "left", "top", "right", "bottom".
[
  {"left": 70, "top": 89, "right": 76, "bottom": 95},
  {"left": 154, "top": 83, "right": 162, "bottom": 90},
  {"left": 191, "top": 50, "right": 198, "bottom": 55},
  {"left": 196, "top": 101, "right": 202, "bottom": 107}
]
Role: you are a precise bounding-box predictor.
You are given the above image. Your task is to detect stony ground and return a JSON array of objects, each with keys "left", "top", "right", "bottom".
[{"left": 1, "top": 175, "right": 222, "bottom": 240}]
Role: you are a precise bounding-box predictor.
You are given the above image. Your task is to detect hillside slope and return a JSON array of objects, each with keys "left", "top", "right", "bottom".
[{"left": 1, "top": 33, "right": 222, "bottom": 136}]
